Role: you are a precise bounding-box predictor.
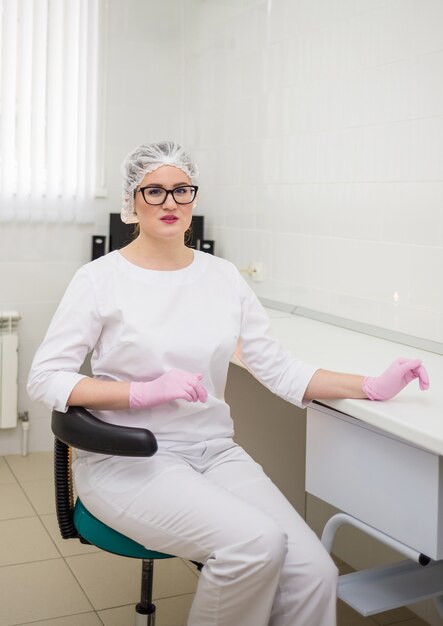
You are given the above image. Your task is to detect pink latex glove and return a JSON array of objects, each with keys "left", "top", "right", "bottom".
[
  {"left": 362, "top": 357, "right": 429, "bottom": 401},
  {"left": 129, "top": 368, "right": 208, "bottom": 409}
]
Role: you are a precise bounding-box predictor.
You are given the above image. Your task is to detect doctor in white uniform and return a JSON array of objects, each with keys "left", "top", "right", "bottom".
[{"left": 28, "top": 141, "right": 429, "bottom": 626}]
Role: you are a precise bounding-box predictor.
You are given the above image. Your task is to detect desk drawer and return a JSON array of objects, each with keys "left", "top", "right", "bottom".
[{"left": 306, "top": 405, "right": 443, "bottom": 560}]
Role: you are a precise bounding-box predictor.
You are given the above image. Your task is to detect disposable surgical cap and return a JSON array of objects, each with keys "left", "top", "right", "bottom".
[{"left": 120, "top": 141, "right": 199, "bottom": 224}]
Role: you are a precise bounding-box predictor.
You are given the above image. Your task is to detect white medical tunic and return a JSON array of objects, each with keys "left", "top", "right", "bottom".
[{"left": 28, "top": 250, "right": 317, "bottom": 447}]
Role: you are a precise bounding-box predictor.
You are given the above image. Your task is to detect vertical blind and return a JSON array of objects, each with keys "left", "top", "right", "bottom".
[{"left": 0, "top": 0, "right": 100, "bottom": 222}]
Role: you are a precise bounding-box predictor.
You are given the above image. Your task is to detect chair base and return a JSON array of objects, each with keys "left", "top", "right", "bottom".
[{"left": 135, "top": 605, "right": 156, "bottom": 625}]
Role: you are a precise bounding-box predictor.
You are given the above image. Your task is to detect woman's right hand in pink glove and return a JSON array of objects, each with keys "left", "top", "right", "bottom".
[{"left": 129, "top": 368, "right": 208, "bottom": 409}]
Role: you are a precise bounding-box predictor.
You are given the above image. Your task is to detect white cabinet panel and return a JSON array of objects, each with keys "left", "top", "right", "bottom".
[{"left": 306, "top": 404, "right": 443, "bottom": 560}]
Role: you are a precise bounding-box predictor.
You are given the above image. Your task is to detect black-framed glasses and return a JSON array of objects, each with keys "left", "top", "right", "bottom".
[{"left": 137, "top": 185, "right": 198, "bottom": 206}]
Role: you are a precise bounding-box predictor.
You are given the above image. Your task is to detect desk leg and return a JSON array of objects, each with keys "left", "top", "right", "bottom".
[
  {"left": 319, "top": 513, "right": 443, "bottom": 618},
  {"left": 320, "top": 512, "right": 429, "bottom": 565}
]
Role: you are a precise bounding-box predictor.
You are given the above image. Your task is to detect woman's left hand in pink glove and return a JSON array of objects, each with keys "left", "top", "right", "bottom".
[{"left": 362, "top": 357, "right": 430, "bottom": 401}]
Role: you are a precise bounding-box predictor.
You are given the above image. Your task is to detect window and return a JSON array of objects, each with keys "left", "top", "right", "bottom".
[{"left": 0, "top": 0, "right": 103, "bottom": 222}]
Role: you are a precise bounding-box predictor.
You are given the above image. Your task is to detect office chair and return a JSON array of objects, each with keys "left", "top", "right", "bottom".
[{"left": 52, "top": 406, "right": 200, "bottom": 626}]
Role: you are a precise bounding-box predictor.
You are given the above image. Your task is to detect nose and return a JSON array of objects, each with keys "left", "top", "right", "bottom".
[{"left": 162, "top": 190, "right": 178, "bottom": 209}]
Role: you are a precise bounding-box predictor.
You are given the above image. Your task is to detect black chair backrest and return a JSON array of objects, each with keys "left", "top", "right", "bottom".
[
  {"left": 54, "top": 438, "right": 79, "bottom": 539},
  {"left": 52, "top": 407, "right": 158, "bottom": 457},
  {"left": 51, "top": 407, "right": 158, "bottom": 541}
]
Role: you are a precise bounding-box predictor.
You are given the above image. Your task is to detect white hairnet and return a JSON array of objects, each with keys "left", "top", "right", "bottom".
[{"left": 120, "top": 141, "right": 199, "bottom": 224}]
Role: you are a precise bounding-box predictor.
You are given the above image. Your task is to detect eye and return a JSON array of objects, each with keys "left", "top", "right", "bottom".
[
  {"left": 146, "top": 187, "right": 163, "bottom": 196},
  {"left": 174, "top": 187, "right": 188, "bottom": 195}
]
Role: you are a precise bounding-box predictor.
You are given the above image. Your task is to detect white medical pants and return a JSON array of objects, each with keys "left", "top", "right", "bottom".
[{"left": 73, "top": 439, "right": 338, "bottom": 626}]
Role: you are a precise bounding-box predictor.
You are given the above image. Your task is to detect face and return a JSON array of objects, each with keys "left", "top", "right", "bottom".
[{"left": 134, "top": 165, "right": 196, "bottom": 243}]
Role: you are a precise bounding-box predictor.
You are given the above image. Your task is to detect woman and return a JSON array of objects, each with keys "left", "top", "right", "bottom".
[{"left": 28, "top": 141, "right": 429, "bottom": 626}]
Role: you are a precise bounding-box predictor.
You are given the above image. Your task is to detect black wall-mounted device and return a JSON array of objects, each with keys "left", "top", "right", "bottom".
[
  {"left": 91, "top": 235, "right": 106, "bottom": 260},
  {"left": 200, "top": 240, "right": 215, "bottom": 255},
  {"left": 187, "top": 215, "right": 204, "bottom": 249},
  {"left": 109, "top": 214, "right": 135, "bottom": 251}
]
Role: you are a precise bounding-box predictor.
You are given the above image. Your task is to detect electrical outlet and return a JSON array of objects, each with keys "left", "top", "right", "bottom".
[
  {"left": 240, "top": 261, "right": 264, "bottom": 282},
  {"left": 250, "top": 261, "right": 263, "bottom": 282}
]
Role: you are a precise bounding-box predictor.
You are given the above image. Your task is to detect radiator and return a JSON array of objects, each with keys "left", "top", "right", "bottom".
[{"left": 0, "top": 311, "right": 20, "bottom": 429}]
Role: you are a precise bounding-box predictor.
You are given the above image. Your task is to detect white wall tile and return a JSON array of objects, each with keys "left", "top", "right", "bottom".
[
  {"left": 271, "top": 233, "right": 310, "bottom": 286},
  {"left": 213, "top": 227, "right": 272, "bottom": 276},
  {"left": 411, "top": 0, "right": 443, "bottom": 55},
  {"left": 224, "top": 185, "right": 257, "bottom": 229},
  {"left": 378, "top": 0, "right": 416, "bottom": 63},
  {"left": 256, "top": 185, "right": 298, "bottom": 233},
  {"left": 381, "top": 183, "right": 443, "bottom": 246},
  {"left": 408, "top": 246, "right": 443, "bottom": 310},
  {"left": 329, "top": 292, "right": 382, "bottom": 327},
  {"left": 183, "top": 0, "right": 443, "bottom": 346}
]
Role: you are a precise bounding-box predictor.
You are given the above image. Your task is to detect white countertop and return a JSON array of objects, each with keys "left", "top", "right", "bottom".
[{"left": 233, "top": 307, "right": 443, "bottom": 456}]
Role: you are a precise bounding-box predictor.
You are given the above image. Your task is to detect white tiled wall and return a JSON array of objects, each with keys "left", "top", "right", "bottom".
[
  {"left": 2, "top": 0, "right": 443, "bottom": 455},
  {"left": 182, "top": 0, "right": 443, "bottom": 343}
]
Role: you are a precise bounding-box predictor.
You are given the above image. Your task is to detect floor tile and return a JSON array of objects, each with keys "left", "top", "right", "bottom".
[
  {"left": 0, "top": 559, "right": 92, "bottom": 625},
  {"left": 17, "top": 613, "right": 103, "bottom": 626},
  {"left": 97, "top": 604, "right": 135, "bottom": 626},
  {"left": 65, "top": 551, "right": 140, "bottom": 611},
  {"left": 182, "top": 559, "right": 201, "bottom": 578},
  {"left": 0, "top": 517, "right": 59, "bottom": 566},
  {"left": 40, "top": 514, "right": 100, "bottom": 557},
  {"left": 21, "top": 479, "right": 56, "bottom": 515},
  {"left": 98, "top": 593, "right": 195, "bottom": 626},
  {"left": 334, "top": 554, "right": 355, "bottom": 576},
  {"left": 5, "top": 451, "right": 53, "bottom": 482},
  {"left": 0, "top": 456, "right": 17, "bottom": 484},
  {"left": 66, "top": 552, "right": 198, "bottom": 611},
  {"left": 0, "top": 483, "right": 36, "bottom": 520},
  {"left": 372, "top": 605, "right": 417, "bottom": 624},
  {"left": 153, "top": 593, "right": 195, "bottom": 626},
  {"left": 396, "top": 617, "right": 436, "bottom": 626}
]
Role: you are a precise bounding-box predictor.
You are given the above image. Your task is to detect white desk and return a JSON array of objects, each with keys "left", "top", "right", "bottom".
[
  {"left": 237, "top": 308, "right": 443, "bottom": 616},
  {"left": 264, "top": 311, "right": 443, "bottom": 456}
]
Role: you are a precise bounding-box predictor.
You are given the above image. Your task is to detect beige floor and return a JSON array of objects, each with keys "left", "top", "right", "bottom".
[{"left": 0, "top": 451, "right": 429, "bottom": 626}]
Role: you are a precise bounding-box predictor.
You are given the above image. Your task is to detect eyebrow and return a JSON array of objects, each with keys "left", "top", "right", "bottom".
[{"left": 142, "top": 183, "right": 191, "bottom": 189}]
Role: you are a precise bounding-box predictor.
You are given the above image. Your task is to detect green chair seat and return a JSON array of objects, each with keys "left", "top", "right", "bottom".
[{"left": 73, "top": 499, "right": 174, "bottom": 560}]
